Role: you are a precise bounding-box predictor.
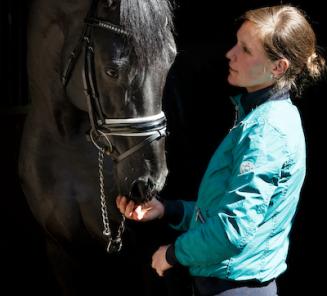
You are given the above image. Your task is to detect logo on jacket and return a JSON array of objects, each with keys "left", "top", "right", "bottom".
[{"left": 240, "top": 161, "right": 255, "bottom": 174}]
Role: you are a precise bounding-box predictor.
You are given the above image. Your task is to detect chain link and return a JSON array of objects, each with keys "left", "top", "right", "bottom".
[{"left": 98, "top": 148, "right": 125, "bottom": 253}]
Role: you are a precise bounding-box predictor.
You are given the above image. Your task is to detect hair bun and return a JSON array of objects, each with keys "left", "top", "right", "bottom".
[{"left": 307, "top": 52, "right": 325, "bottom": 78}]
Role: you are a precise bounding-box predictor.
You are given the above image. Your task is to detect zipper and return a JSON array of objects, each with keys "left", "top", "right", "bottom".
[
  {"left": 195, "top": 207, "right": 206, "bottom": 224},
  {"left": 230, "top": 96, "right": 239, "bottom": 128}
]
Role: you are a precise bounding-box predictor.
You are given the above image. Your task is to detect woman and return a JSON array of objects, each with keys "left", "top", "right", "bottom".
[{"left": 116, "top": 5, "right": 325, "bottom": 296}]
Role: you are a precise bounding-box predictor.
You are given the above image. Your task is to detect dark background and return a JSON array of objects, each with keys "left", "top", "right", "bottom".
[{"left": 1, "top": 0, "right": 326, "bottom": 295}]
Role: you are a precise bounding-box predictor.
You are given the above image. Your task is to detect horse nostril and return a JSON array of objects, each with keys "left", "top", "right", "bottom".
[
  {"left": 129, "top": 179, "right": 155, "bottom": 202},
  {"left": 130, "top": 179, "right": 146, "bottom": 202},
  {"left": 147, "top": 178, "right": 155, "bottom": 190}
]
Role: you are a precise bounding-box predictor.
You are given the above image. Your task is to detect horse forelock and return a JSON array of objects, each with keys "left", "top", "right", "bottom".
[{"left": 120, "top": 0, "right": 175, "bottom": 67}]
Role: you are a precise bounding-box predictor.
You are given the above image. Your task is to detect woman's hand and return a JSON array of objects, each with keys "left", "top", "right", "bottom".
[
  {"left": 151, "top": 245, "right": 173, "bottom": 276},
  {"left": 116, "top": 195, "right": 165, "bottom": 221}
]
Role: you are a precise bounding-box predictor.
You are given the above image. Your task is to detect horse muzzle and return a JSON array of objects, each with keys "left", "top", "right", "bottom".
[{"left": 129, "top": 178, "right": 157, "bottom": 203}]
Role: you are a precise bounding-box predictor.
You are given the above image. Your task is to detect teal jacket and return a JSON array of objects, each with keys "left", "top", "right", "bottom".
[{"left": 172, "top": 90, "right": 306, "bottom": 282}]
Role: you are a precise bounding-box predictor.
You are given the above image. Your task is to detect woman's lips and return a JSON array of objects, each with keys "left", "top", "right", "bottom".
[{"left": 229, "top": 66, "right": 237, "bottom": 72}]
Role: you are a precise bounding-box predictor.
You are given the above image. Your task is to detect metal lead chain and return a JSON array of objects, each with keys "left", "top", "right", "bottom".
[{"left": 98, "top": 148, "right": 125, "bottom": 253}]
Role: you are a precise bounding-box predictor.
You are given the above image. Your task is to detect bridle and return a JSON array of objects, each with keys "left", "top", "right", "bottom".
[
  {"left": 62, "top": 0, "right": 167, "bottom": 163},
  {"left": 61, "top": 0, "right": 167, "bottom": 253}
]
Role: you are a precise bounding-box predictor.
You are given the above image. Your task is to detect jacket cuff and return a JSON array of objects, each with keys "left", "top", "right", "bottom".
[
  {"left": 161, "top": 199, "right": 184, "bottom": 225},
  {"left": 165, "top": 244, "right": 180, "bottom": 266}
]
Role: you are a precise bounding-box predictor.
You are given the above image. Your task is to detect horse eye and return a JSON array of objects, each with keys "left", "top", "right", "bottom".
[
  {"left": 105, "top": 0, "right": 118, "bottom": 10},
  {"left": 105, "top": 68, "right": 118, "bottom": 79}
]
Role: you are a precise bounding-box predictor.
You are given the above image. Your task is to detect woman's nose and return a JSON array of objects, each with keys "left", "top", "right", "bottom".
[
  {"left": 226, "top": 47, "right": 233, "bottom": 60},
  {"left": 226, "top": 46, "right": 236, "bottom": 61}
]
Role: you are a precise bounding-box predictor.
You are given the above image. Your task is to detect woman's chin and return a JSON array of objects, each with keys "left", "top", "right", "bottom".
[{"left": 227, "top": 76, "right": 241, "bottom": 87}]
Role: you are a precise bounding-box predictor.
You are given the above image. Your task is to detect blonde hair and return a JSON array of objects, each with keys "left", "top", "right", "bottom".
[{"left": 244, "top": 5, "right": 326, "bottom": 95}]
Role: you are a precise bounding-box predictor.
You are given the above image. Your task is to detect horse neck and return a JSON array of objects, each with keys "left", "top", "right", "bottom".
[{"left": 27, "top": 0, "right": 92, "bottom": 138}]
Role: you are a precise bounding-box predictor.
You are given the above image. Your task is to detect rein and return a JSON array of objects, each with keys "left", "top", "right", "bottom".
[{"left": 61, "top": 0, "right": 167, "bottom": 253}]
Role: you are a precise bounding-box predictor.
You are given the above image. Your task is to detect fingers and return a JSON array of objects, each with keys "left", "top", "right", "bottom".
[
  {"left": 116, "top": 195, "right": 163, "bottom": 221},
  {"left": 151, "top": 253, "right": 164, "bottom": 277},
  {"left": 116, "top": 195, "right": 127, "bottom": 213},
  {"left": 151, "top": 245, "right": 172, "bottom": 277},
  {"left": 135, "top": 205, "right": 152, "bottom": 220},
  {"left": 157, "top": 270, "right": 164, "bottom": 277},
  {"left": 116, "top": 195, "right": 135, "bottom": 218},
  {"left": 125, "top": 199, "right": 135, "bottom": 217}
]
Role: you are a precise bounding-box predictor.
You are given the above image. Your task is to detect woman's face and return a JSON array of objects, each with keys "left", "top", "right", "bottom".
[{"left": 226, "top": 21, "right": 275, "bottom": 93}]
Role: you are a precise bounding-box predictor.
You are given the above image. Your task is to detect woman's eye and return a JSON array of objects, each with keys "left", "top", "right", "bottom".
[
  {"left": 105, "top": 68, "right": 118, "bottom": 78},
  {"left": 243, "top": 46, "right": 250, "bottom": 54}
]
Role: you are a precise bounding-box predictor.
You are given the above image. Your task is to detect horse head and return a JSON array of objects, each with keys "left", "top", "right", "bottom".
[{"left": 62, "top": 0, "right": 176, "bottom": 204}]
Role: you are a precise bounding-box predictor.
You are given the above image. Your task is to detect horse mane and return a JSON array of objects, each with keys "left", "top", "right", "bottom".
[{"left": 120, "top": 0, "right": 175, "bottom": 67}]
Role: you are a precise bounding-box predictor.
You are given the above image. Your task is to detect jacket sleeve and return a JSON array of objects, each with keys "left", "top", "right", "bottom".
[
  {"left": 174, "top": 121, "right": 288, "bottom": 266},
  {"left": 169, "top": 200, "right": 196, "bottom": 232}
]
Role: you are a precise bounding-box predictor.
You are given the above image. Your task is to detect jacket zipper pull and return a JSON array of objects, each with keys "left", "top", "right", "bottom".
[{"left": 195, "top": 208, "right": 206, "bottom": 224}]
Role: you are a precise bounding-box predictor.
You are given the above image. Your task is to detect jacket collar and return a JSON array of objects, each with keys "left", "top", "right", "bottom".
[
  {"left": 230, "top": 86, "right": 290, "bottom": 117},
  {"left": 240, "top": 85, "right": 290, "bottom": 116}
]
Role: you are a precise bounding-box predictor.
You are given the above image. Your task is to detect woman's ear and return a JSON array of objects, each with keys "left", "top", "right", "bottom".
[{"left": 271, "top": 58, "right": 290, "bottom": 78}]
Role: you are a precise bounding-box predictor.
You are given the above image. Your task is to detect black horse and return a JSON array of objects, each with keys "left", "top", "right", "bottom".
[{"left": 19, "top": 0, "right": 176, "bottom": 294}]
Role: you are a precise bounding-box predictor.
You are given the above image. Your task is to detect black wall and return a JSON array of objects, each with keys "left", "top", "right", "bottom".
[{"left": 1, "top": 0, "right": 326, "bottom": 295}]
